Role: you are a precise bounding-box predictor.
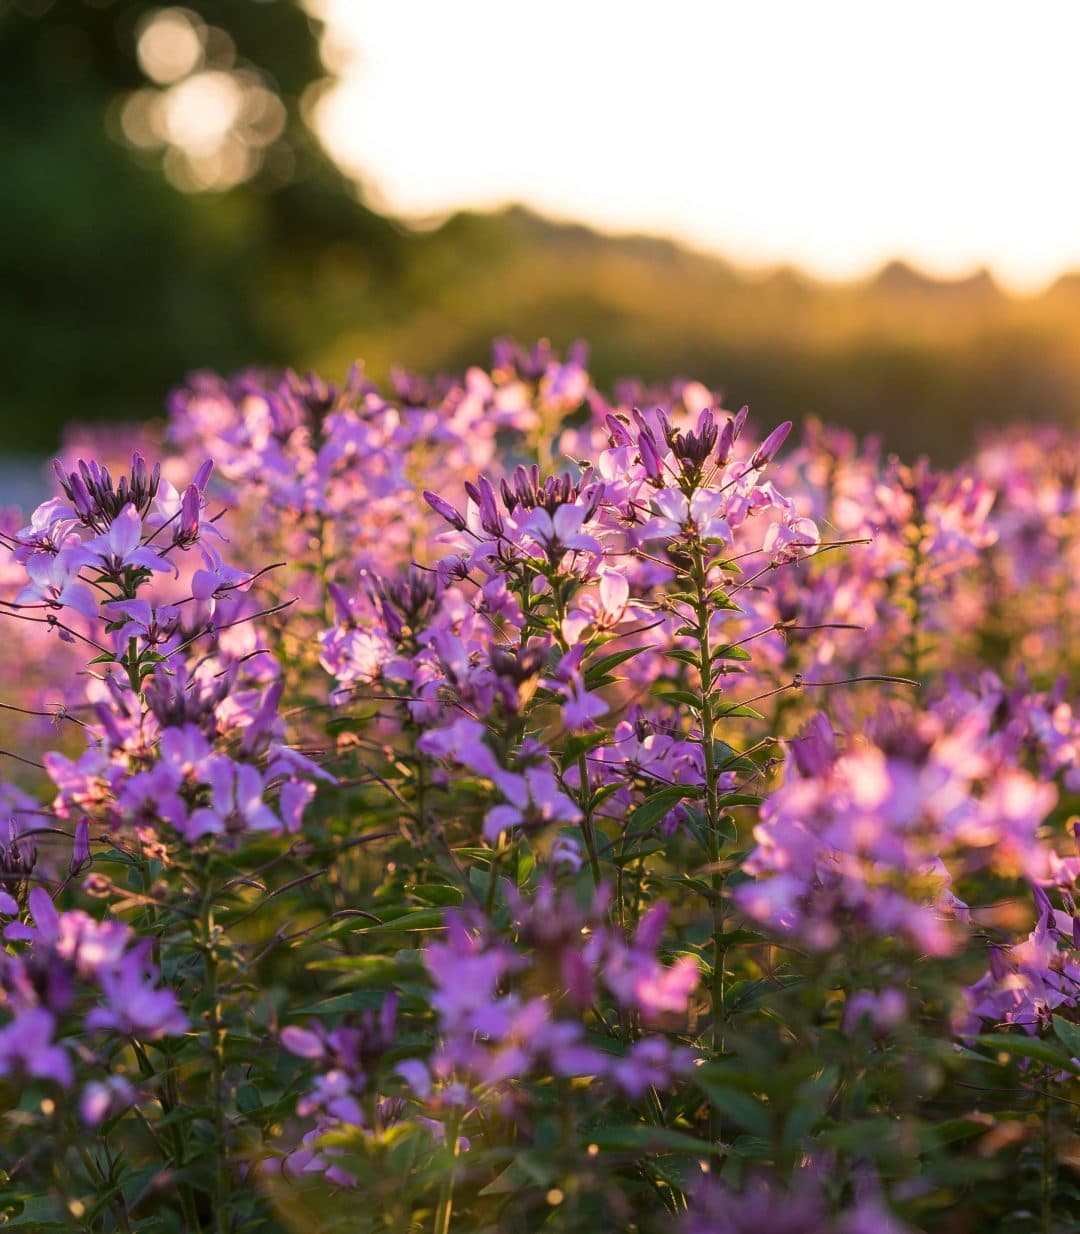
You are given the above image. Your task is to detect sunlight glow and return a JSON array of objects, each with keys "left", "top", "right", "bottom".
[
  {"left": 120, "top": 10, "right": 289, "bottom": 194},
  {"left": 311, "top": 0, "right": 1080, "bottom": 292},
  {"left": 135, "top": 7, "right": 204, "bottom": 85}
]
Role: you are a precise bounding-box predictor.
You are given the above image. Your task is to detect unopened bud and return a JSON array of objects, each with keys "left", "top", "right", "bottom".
[
  {"left": 423, "top": 491, "right": 466, "bottom": 530},
  {"left": 70, "top": 817, "right": 91, "bottom": 875},
  {"left": 751, "top": 420, "right": 793, "bottom": 468}
]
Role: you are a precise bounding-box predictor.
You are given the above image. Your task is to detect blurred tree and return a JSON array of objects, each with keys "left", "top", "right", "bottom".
[
  {"left": 2, "top": 2, "right": 1078, "bottom": 462},
  {"left": 0, "top": 0, "right": 403, "bottom": 449}
]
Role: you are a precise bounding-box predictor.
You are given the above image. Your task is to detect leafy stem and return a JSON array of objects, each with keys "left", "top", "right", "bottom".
[
  {"left": 199, "top": 874, "right": 229, "bottom": 1234},
  {"left": 688, "top": 539, "right": 730, "bottom": 1133}
]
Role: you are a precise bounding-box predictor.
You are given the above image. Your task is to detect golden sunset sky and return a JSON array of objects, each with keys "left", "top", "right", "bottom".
[{"left": 309, "top": 0, "right": 1080, "bottom": 292}]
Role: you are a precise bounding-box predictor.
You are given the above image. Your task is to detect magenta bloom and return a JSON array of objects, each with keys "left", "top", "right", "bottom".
[
  {"left": 14, "top": 544, "right": 97, "bottom": 618},
  {"left": 86, "top": 944, "right": 187, "bottom": 1039},
  {"left": 80, "top": 503, "right": 175, "bottom": 578},
  {"left": 0, "top": 1007, "right": 73, "bottom": 1086}
]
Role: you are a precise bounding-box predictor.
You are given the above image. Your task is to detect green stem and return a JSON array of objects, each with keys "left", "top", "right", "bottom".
[
  {"left": 125, "top": 635, "right": 141, "bottom": 695},
  {"left": 689, "top": 544, "right": 729, "bottom": 1139},
  {"left": 485, "top": 845, "right": 505, "bottom": 916},
  {"left": 432, "top": 1110, "right": 462, "bottom": 1234},
  {"left": 905, "top": 526, "right": 925, "bottom": 683},
  {"left": 200, "top": 887, "right": 229, "bottom": 1234},
  {"left": 131, "top": 1039, "right": 203, "bottom": 1232},
  {"left": 550, "top": 581, "right": 603, "bottom": 888},
  {"left": 691, "top": 550, "right": 726, "bottom": 1017},
  {"left": 1041, "top": 1081, "right": 1054, "bottom": 1234},
  {"left": 577, "top": 753, "right": 602, "bottom": 888},
  {"left": 74, "top": 1135, "right": 131, "bottom": 1234}
]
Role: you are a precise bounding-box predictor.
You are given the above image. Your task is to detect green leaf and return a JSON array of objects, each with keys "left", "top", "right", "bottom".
[
  {"left": 714, "top": 928, "right": 767, "bottom": 947},
  {"left": 586, "top": 1123, "right": 720, "bottom": 1155},
  {"left": 716, "top": 703, "right": 765, "bottom": 720},
  {"left": 517, "top": 843, "right": 535, "bottom": 887},
  {"left": 709, "top": 585, "right": 742, "bottom": 602},
  {"left": 974, "top": 1033, "right": 1080, "bottom": 1072},
  {"left": 407, "top": 883, "right": 464, "bottom": 907},
  {"left": 1052, "top": 1016, "right": 1080, "bottom": 1058},
  {"left": 625, "top": 787, "right": 694, "bottom": 836},
  {"left": 319, "top": 908, "right": 445, "bottom": 938},
  {"left": 923, "top": 1118, "right": 989, "bottom": 1146},
  {"left": 664, "top": 591, "right": 700, "bottom": 608},
  {"left": 712, "top": 644, "right": 752, "bottom": 662},
  {"left": 674, "top": 625, "right": 704, "bottom": 640},
  {"left": 666, "top": 648, "right": 703, "bottom": 667},
  {"left": 559, "top": 730, "right": 608, "bottom": 769},
  {"left": 716, "top": 793, "right": 763, "bottom": 808},
  {"left": 782, "top": 1064, "right": 839, "bottom": 1153},
  {"left": 326, "top": 715, "right": 379, "bottom": 736},
  {"left": 355, "top": 908, "right": 446, "bottom": 934},
  {"left": 306, "top": 954, "right": 424, "bottom": 981},
  {"left": 655, "top": 689, "right": 704, "bottom": 709},
  {"left": 590, "top": 782, "right": 624, "bottom": 810},
  {"left": 293, "top": 991, "right": 389, "bottom": 1015},
  {"left": 611, "top": 840, "right": 668, "bottom": 867},
  {"left": 0, "top": 1196, "right": 67, "bottom": 1227},
  {"left": 695, "top": 1082, "right": 771, "bottom": 1138},
  {"left": 478, "top": 1152, "right": 559, "bottom": 1195},
  {"left": 714, "top": 740, "right": 764, "bottom": 772},
  {"left": 584, "top": 645, "right": 649, "bottom": 686}
]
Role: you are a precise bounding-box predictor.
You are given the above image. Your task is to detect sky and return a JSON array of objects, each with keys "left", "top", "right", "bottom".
[{"left": 308, "top": 0, "right": 1080, "bottom": 293}]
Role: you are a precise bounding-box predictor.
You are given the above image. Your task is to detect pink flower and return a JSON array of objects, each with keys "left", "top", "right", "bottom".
[
  {"left": 86, "top": 945, "right": 187, "bottom": 1038},
  {"left": 514, "top": 502, "right": 603, "bottom": 561},
  {"left": 80, "top": 504, "right": 175, "bottom": 577},
  {"left": 644, "top": 488, "right": 731, "bottom": 542},
  {"left": 14, "top": 543, "right": 97, "bottom": 618}
]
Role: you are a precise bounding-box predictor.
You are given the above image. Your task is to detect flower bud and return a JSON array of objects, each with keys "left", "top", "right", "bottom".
[
  {"left": 750, "top": 420, "right": 793, "bottom": 468},
  {"left": 423, "top": 491, "right": 466, "bottom": 530},
  {"left": 70, "top": 818, "right": 91, "bottom": 875}
]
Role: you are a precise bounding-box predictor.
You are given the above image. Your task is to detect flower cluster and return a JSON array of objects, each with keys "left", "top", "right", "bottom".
[
  {"left": 735, "top": 704, "right": 1055, "bottom": 953},
  {"left": 0, "top": 886, "right": 184, "bottom": 1110},
  {"left": 683, "top": 1168, "right": 910, "bottom": 1234},
  {"left": 960, "top": 885, "right": 1080, "bottom": 1039},
  {"left": 1, "top": 342, "right": 1079, "bottom": 1232},
  {"left": 409, "top": 886, "right": 698, "bottom": 1100},
  {"left": 44, "top": 661, "right": 330, "bottom": 847}
]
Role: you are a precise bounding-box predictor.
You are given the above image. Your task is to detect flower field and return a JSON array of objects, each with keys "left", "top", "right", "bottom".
[{"left": 1, "top": 340, "right": 1079, "bottom": 1232}]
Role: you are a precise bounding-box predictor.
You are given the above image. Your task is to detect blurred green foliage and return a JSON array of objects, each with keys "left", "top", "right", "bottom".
[
  {"left": 0, "top": 0, "right": 403, "bottom": 449},
  {"left": 3, "top": 0, "right": 1080, "bottom": 460}
]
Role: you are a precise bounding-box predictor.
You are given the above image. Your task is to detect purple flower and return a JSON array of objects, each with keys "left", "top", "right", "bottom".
[
  {"left": 11, "top": 498, "right": 78, "bottom": 561},
  {"left": 644, "top": 488, "right": 731, "bottom": 543},
  {"left": 102, "top": 598, "right": 181, "bottom": 648},
  {"left": 282, "top": 1026, "right": 326, "bottom": 1060},
  {"left": 609, "top": 1036, "right": 694, "bottom": 1097},
  {"left": 483, "top": 764, "right": 581, "bottom": 842},
  {"left": 80, "top": 1075, "right": 136, "bottom": 1127},
  {"left": 601, "top": 905, "right": 700, "bottom": 1022},
  {"left": 185, "top": 759, "right": 280, "bottom": 840},
  {"left": 177, "top": 483, "right": 202, "bottom": 545},
  {"left": 0, "top": 1007, "right": 73, "bottom": 1086},
  {"left": 85, "top": 942, "right": 187, "bottom": 1038},
  {"left": 513, "top": 502, "right": 603, "bottom": 562},
  {"left": 192, "top": 544, "right": 252, "bottom": 607},
  {"left": 80, "top": 504, "right": 175, "bottom": 578},
  {"left": 14, "top": 543, "right": 97, "bottom": 618}
]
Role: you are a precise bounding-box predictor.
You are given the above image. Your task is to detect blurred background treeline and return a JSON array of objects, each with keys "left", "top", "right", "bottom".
[{"left": 4, "top": 0, "right": 1080, "bottom": 461}]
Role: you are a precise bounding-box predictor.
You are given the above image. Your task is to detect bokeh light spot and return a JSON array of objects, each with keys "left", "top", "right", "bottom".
[{"left": 135, "top": 8, "right": 204, "bottom": 85}]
